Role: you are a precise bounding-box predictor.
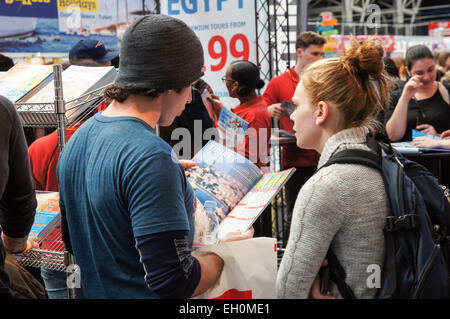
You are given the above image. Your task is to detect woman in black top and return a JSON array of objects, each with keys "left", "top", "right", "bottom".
[{"left": 385, "top": 45, "right": 450, "bottom": 142}]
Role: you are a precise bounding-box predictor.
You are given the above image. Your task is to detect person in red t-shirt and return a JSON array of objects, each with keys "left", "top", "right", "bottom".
[
  {"left": 263, "top": 31, "right": 326, "bottom": 217},
  {"left": 28, "top": 127, "right": 78, "bottom": 192},
  {"left": 209, "top": 60, "right": 272, "bottom": 170}
]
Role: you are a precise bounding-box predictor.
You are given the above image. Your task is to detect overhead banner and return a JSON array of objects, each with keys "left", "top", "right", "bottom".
[
  {"left": 0, "top": 0, "right": 156, "bottom": 53},
  {"left": 322, "top": 35, "right": 449, "bottom": 58},
  {"left": 57, "top": 0, "right": 147, "bottom": 38},
  {"left": 429, "top": 21, "right": 450, "bottom": 37},
  {"left": 0, "top": 0, "right": 58, "bottom": 19},
  {"left": 160, "top": 0, "right": 257, "bottom": 108}
]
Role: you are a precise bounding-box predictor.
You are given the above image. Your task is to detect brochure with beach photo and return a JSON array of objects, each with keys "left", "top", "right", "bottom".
[
  {"left": 28, "top": 191, "right": 61, "bottom": 243},
  {"left": 217, "top": 106, "right": 249, "bottom": 148},
  {"left": 187, "top": 141, "right": 295, "bottom": 247}
]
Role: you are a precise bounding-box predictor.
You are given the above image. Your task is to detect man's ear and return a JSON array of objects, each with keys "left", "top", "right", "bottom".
[
  {"left": 296, "top": 48, "right": 303, "bottom": 58},
  {"left": 315, "top": 101, "right": 329, "bottom": 126}
]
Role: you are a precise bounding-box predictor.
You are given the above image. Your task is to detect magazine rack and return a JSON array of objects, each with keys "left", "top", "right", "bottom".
[
  {"left": 15, "top": 84, "right": 108, "bottom": 129},
  {"left": 15, "top": 65, "right": 111, "bottom": 298},
  {"left": 17, "top": 226, "right": 67, "bottom": 272}
]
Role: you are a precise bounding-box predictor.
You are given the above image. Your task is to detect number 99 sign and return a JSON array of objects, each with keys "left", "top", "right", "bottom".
[{"left": 208, "top": 34, "right": 250, "bottom": 72}]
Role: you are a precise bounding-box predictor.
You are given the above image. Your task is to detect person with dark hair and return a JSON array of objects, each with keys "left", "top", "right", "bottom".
[
  {"left": 385, "top": 44, "right": 450, "bottom": 143},
  {"left": 263, "top": 31, "right": 326, "bottom": 230},
  {"left": 0, "top": 54, "right": 14, "bottom": 72},
  {"left": 209, "top": 60, "right": 272, "bottom": 169},
  {"left": 194, "top": 78, "right": 214, "bottom": 96},
  {"left": 383, "top": 56, "right": 399, "bottom": 79},
  {"left": 385, "top": 45, "right": 450, "bottom": 187},
  {"left": 57, "top": 14, "right": 251, "bottom": 299},
  {"left": 277, "top": 37, "right": 391, "bottom": 299},
  {"left": 193, "top": 78, "right": 216, "bottom": 122},
  {"left": 159, "top": 86, "right": 217, "bottom": 159}
]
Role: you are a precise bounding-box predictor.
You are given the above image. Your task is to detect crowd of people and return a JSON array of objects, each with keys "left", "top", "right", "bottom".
[{"left": 0, "top": 13, "right": 450, "bottom": 299}]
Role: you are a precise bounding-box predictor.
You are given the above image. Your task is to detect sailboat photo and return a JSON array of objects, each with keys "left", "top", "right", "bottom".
[
  {"left": 0, "top": 16, "right": 37, "bottom": 39},
  {"left": 58, "top": 0, "right": 155, "bottom": 39}
]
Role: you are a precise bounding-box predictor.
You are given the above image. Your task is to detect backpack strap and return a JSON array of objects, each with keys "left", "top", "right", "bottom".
[
  {"left": 379, "top": 226, "right": 398, "bottom": 298},
  {"left": 367, "top": 136, "right": 399, "bottom": 298},
  {"left": 326, "top": 250, "right": 356, "bottom": 299},
  {"left": 320, "top": 149, "right": 382, "bottom": 172}
]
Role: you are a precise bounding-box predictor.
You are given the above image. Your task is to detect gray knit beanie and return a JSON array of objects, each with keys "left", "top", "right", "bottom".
[{"left": 115, "top": 14, "right": 204, "bottom": 91}]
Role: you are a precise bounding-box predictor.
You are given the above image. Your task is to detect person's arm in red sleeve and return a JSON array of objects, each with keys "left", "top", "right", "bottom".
[
  {"left": 263, "top": 78, "right": 278, "bottom": 106},
  {"left": 263, "top": 80, "right": 288, "bottom": 120}
]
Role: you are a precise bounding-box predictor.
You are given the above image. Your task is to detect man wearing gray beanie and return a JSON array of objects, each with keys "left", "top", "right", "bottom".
[{"left": 57, "top": 14, "right": 251, "bottom": 299}]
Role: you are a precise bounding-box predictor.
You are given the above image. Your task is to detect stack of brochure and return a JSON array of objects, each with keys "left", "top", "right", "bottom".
[{"left": 28, "top": 192, "right": 61, "bottom": 244}]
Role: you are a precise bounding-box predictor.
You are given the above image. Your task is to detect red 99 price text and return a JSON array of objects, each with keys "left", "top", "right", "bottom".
[{"left": 208, "top": 33, "right": 250, "bottom": 72}]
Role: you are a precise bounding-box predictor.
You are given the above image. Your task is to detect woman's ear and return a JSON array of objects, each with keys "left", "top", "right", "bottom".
[
  {"left": 315, "top": 101, "right": 329, "bottom": 126},
  {"left": 405, "top": 66, "right": 411, "bottom": 77},
  {"left": 231, "top": 81, "right": 240, "bottom": 96}
]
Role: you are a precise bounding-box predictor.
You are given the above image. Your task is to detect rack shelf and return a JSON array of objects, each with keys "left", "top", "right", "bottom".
[
  {"left": 15, "top": 85, "right": 108, "bottom": 128},
  {"left": 17, "top": 225, "right": 67, "bottom": 272}
]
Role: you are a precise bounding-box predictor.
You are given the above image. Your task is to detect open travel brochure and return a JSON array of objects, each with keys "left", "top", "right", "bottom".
[
  {"left": 217, "top": 107, "right": 249, "bottom": 148},
  {"left": 187, "top": 141, "right": 295, "bottom": 248},
  {"left": 29, "top": 191, "right": 61, "bottom": 244},
  {"left": 23, "top": 65, "right": 116, "bottom": 113},
  {"left": 0, "top": 62, "right": 53, "bottom": 103}
]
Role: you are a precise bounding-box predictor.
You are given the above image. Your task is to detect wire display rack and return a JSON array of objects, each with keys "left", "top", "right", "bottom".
[
  {"left": 18, "top": 226, "right": 67, "bottom": 272},
  {"left": 15, "top": 85, "right": 108, "bottom": 129},
  {"left": 14, "top": 65, "right": 112, "bottom": 295}
]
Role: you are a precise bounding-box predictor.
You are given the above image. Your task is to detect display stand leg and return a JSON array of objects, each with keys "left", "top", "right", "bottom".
[{"left": 64, "top": 252, "right": 78, "bottom": 299}]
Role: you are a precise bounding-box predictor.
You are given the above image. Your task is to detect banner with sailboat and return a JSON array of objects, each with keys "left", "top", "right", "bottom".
[{"left": 0, "top": 0, "right": 157, "bottom": 53}]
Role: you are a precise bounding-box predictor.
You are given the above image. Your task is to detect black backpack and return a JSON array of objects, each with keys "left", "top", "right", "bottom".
[{"left": 319, "top": 136, "right": 450, "bottom": 299}]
